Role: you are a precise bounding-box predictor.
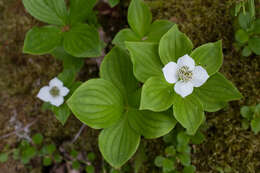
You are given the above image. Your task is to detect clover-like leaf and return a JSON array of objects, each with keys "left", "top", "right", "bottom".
[
  {"left": 194, "top": 72, "right": 242, "bottom": 111},
  {"left": 98, "top": 116, "right": 140, "bottom": 168},
  {"left": 67, "top": 79, "right": 124, "bottom": 129},
  {"left": 126, "top": 42, "right": 163, "bottom": 83},
  {"left": 63, "top": 23, "right": 102, "bottom": 57},
  {"left": 159, "top": 25, "right": 193, "bottom": 65},
  {"left": 173, "top": 94, "right": 205, "bottom": 135},
  {"left": 23, "top": 26, "right": 62, "bottom": 55},
  {"left": 190, "top": 40, "right": 223, "bottom": 76},
  {"left": 140, "top": 76, "right": 175, "bottom": 112},
  {"left": 22, "top": 0, "right": 67, "bottom": 25},
  {"left": 127, "top": 0, "right": 152, "bottom": 37},
  {"left": 128, "top": 108, "right": 176, "bottom": 139}
]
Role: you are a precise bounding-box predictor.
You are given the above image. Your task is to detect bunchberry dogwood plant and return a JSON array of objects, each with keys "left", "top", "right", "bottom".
[
  {"left": 22, "top": 0, "right": 103, "bottom": 57},
  {"left": 163, "top": 55, "right": 209, "bottom": 98},
  {"left": 126, "top": 24, "right": 242, "bottom": 135},
  {"left": 65, "top": 0, "right": 242, "bottom": 169},
  {"left": 37, "top": 77, "right": 69, "bottom": 107}
]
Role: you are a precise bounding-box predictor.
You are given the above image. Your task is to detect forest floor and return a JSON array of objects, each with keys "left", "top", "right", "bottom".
[{"left": 0, "top": 0, "right": 260, "bottom": 172}]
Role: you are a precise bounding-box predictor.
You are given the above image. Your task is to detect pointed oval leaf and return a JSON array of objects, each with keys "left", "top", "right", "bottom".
[
  {"left": 128, "top": 108, "right": 177, "bottom": 139},
  {"left": 173, "top": 94, "right": 205, "bottom": 135},
  {"left": 69, "top": 0, "right": 97, "bottom": 24},
  {"left": 63, "top": 23, "right": 102, "bottom": 57},
  {"left": 51, "top": 103, "right": 71, "bottom": 125},
  {"left": 67, "top": 79, "right": 124, "bottom": 129},
  {"left": 146, "top": 20, "right": 174, "bottom": 42},
  {"left": 194, "top": 72, "right": 242, "bottom": 110},
  {"left": 159, "top": 25, "right": 193, "bottom": 65},
  {"left": 127, "top": 0, "right": 152, "bottom": 37},
  {"left": 100, "top": 47, "right": 139, "bottom": 99},
  {"left": 98, "top": 116, "right": 140, "bottom": 168},
  {"left": 190, "top": 40, "right": 223, "bottom": 76},
  {"left": 112, "top": 29, "right": 141, "bottom": 48},
  {"left": 23, "top": 26, "right": 62, "bottom": 55},
  {"left": 22, "top": 0, "right": 67, "bottom": 25},
  {"left": 140, "top": 76, "right": 175, "bottom": 112},
  {"left": 126, "top": 42, "right": 163, "bottom": 83}
]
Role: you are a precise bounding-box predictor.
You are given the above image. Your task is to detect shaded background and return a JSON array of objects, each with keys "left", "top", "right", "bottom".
[{"left": 0, "top": 0, "right": 260, "bottom": 172}]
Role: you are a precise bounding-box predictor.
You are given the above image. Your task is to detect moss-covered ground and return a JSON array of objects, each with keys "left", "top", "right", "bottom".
[{"left": 0, "top": 0, "right": 260, "bottom": 172}]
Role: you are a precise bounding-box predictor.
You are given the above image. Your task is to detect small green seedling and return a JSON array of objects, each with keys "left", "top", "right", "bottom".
[{"left": 240, "top": 103, "right": 260, "bottom": 134}]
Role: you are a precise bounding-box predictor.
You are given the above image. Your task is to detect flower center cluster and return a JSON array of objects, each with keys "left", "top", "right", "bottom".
[
  {"left": 49, "top": 86, "right": 60, "bottom": 97},
  {"left": 177, "top": 66, "right": 193, "bottom": 82}
]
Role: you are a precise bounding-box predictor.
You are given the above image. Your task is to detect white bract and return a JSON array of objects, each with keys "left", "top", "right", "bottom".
[
  {"left": 163, "top": 55, "right": 209, "bottom": 98},
  {"left": 37, "top": 77, "right": 69, "bottom": 107}
]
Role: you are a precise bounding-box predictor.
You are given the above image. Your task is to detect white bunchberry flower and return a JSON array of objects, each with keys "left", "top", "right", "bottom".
[
  {"left": 37, "top": 77, "right": 69, "bottom": 107},
  {"left": 163, "top": 54, "right": 209, "bottom": 98}
]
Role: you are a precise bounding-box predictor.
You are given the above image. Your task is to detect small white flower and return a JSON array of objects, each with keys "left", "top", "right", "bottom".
[
  {"left": 163, "top": 55, "right": 209, "bottom": 98},
  {"left": 37, "top": 77, "right": 69, "bottom": 107}
]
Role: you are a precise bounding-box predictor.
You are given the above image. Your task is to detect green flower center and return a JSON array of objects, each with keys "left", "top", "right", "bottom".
[
  {"left": 178, "top": 66, "right": 193, "bottom": 82},
  {"left": 49, "top": 86, "right": 60, "bottom": 97}
]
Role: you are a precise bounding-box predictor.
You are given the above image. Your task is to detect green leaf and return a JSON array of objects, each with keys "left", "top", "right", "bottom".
[
  {"left": 112, "top": 29, "right": 141, "bottom": 48},
  {"left": 248, "top": 37, "right": 260, "bottom": 55},
  {"left": 32, "top": 133, "right": 43, "bottom": 145},
  {"left": 242, "top": 46, "right": 252, "bottom": 57},
  {"left": 248, "top": 0, "right": 255, "bottom": 21},
  {"left": 240, "top": 106, "right": 254, "bottom": 120},
  {"left": 128, "top": 108, "right": 176, "bottom": 139},
  {"left": 67, "top": 79, "right": 124, "bottom": 129},
  {"left": 183, "top": 165, "right": 196, "bottom": 173},
  {"left": 54, "top": 154, "right": 62, "bottom": 163},
  {"left": 165, "top": 146, "right": 176, "bottom": 157},
  {"left": 22, "top": 0, "right": 67, "bottom": 25},
  {"left": 146, "top": 20, "right": 175, "bottom": 42},
  {"left": 251, "top": 117, "right": 260, "bottom": 134},
  {"left": 21, "top": 146, "right": 37, "bottom": 163},
  {"left": 194, "top": 72, "right": 242, "bottom": 111},
  {"left": 87, "top": 152, "right": 96, "bottom": 162},
  {"left": 98, "top": 116, "right": 140, "bottom": 168},
  {"left": 173, "top": 94, "right": 205, "bottom": 135},
  {"left": 63, "top": 23, "right": 102, "bottom": 57},
  {"left": 154, "top": 155, "right": 165, "bottom": 167},
  {"left": 86, "top": 165, "right": 95, "bottom": 173},
  {"left": 177, "top": 132, "right": 190, "bottom": 146},
  {"left": 127, "top": 0, "right": 152, "bottom": 37},
  {"left": 23, "top": 26, "right": 62, "bottom": 55},
  {"left": 239, "top": 12, "right": 251, "bottom": 30},
  {"left": 162, "top": 158, "right": 175, "bottom": 172},
  {"left": 51, "top": 103, "right": 71, "bottom": 125},
  {"left": 252, "top": 19, "right": 260, "bottom": 34},
  {"left": 0, "top": 153, "right": 8, "bottom": 163},
  {"left": 70, "top": 149, "right": 78, "bottom": 158},
  {"left": 72, "top": 160, "right": 81, "bottom": 170},
  {"left": 108, "top": 0, "right": 120, "bottom": 7},
  {"left": 190, "top": 131, "right": 205, "bottom": 145},
  {"left": 241, "top": 119, "right": 250, "bottom": 130},
  {"left": 46, "top": 144, "right": 56, "bottom": 154},
  {"left": 43, "top": 156, "right": 52, "bottom": 166},
  {"left": 140, "top": 76, "right": 174, "bottom": 111},
  {"left": 235, "top": 29, "right": 249, "bottom": 44},
  {"left": 178, "top": 153, "right": 190, "bottom": 166},
  {"left": 159, "top": 25, "right": 193, "bottom": 65},
  {"left": 126, "top": 42, "right": 163, "bottom": 83},
  {"left": 69, "top": 0, "right": 97, "bottom": 24},
  {"left": 190, "top": 40, "right": 223, "bottom": 76},
  {"left": 100, "top": 47, "right": 139, "bottom": 99},
  {"left": 134, "top": 144, "right": 147, "bottom": 173}
]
